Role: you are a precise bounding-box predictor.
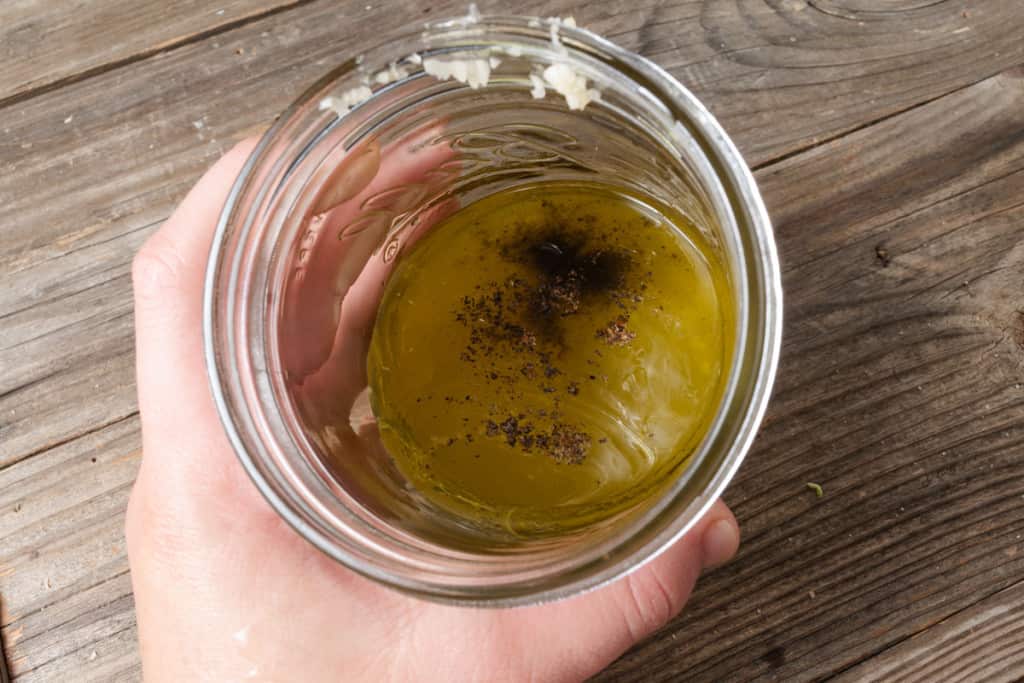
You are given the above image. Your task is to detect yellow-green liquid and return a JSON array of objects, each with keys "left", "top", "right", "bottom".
[{"left": 368, "top": 182, "right": 732, "bottom": 536}]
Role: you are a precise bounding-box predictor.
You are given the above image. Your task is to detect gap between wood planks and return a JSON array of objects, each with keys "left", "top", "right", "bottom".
[
  {"left": 6, "top": 568, "right": 132, "bottom": 637},
  {"left": 0, "top": 0, "right": 316, "bottom": 113},
  {"left": 11, "top": 588, "right": 135, "bottom": 677},
  {"left": 3, "top": 3, "right": 1023, "bottom": 680},
  {"left": 594, "top": 65, "right": 1024, "bottom": 680},
  {"left": 0, "top": 412, "right": 139, "bottom": 477},
  {"left": 6, "top": 62, "right": 1022, "bottom": 681},
  {"left": 3, "top": 2, "right": 1020, "bottom": 467},
  {"left": 749, "top": 75, "right": 1002, "bottom": 173},
  {"left": 1, "top": 0, "right": 1020, "bottom": 162},
  {"left": 826, "top": 574, "right": 1024, "bottom": 681}
]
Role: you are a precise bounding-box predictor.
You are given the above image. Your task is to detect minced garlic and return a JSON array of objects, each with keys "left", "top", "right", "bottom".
[
  {"left": 540, "top": 63, "right": 599, "bottom": 110},
  {"left": 319, "top": 86, "right": 373, "bottom": 114},
  {"left": 422, "top": 55, "right": 501, "bottom": 89},
  {"left": 323, "top": 13, "right": 600, "bottom": 115}
]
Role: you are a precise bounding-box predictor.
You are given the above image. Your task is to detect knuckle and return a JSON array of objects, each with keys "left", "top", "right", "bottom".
[
  {"left": 131, "top": 235, "right": 186, "bottom": 304},
  {"left": 621, "top": 570, "right": 677, "bottom": 641},
  {"left": 124, "top": 469, "right": 188, "bottom": 565}
]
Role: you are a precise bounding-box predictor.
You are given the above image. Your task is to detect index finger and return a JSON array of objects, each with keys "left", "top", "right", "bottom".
[{"left": 132, "top": 139, "right": 258, "bottom": 480}]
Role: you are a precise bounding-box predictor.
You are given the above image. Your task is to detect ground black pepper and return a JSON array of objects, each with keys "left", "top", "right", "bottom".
[
  {"left": 597, "top": 315, "right": 637, "bottom": 346},
  {"left": 365, "top": 182, "right": 732, "bottom": 535},
  {"left": 451, "top": 223, "right": 648, "bottom": 465}
]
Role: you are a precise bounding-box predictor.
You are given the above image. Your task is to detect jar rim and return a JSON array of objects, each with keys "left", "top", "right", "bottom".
[{"left": 204, "top": 13, "right": 782, "bottom": 605}]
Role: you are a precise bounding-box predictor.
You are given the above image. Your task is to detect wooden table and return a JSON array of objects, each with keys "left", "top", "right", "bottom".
[{"left": 2, "top": 1, "right": 1022, "bottom": 680}]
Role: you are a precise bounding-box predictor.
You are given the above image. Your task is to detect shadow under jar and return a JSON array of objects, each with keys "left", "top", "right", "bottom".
[{"left": 205, "top": 13, "right": 782, "bottom": 605}]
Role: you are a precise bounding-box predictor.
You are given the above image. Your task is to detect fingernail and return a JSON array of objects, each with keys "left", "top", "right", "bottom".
[{"left": 702, "top": 518, "right": 740, "bottom": 569}]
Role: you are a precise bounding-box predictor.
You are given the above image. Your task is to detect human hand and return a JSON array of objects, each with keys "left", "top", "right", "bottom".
[{"left": 127, "top": 137, "right": 740, "bottom": 682}]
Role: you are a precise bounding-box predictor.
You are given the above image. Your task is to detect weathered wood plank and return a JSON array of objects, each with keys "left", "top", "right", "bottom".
[
  {"left": 0, "top": 0, "right": 306, "bottom": 104},
  {"left": 4, "top": 0, "right": 1022, "bottom": 469},
  {"left": 0, "top": 248, "right": 140, "bottom": 468},
  {"left": 0, "top": 417, "right": 139, "bottom": 681},
  {"left": 833, "top": 579, "right": 1024, "bottom": 683},
  {"left": 14, "top": 620, "right": 140, "bottom": 683},
  {"left": 597, "top": 0, "right": 1024, "bottom": 164},
  {"left": 1, "top": 0, "right": 551, "bottom": 469},
  {"left": 596, "top": 66, "right": 1024, "bottom": 681},
  {"left": 2, "top": 2, "right": 1023, "bottom": 681},
  {"left": 5, "top": 70, "right": 1022, "bottom": 681}
]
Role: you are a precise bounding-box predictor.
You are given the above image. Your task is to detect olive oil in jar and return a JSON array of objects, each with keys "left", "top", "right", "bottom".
[{"left": 367, "top": 182, "right": 733, "bottom": 536}]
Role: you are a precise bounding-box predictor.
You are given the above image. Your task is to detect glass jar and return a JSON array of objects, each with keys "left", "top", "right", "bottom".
[{"left": 204, "top": 12, "right": 782, "bottom": 605}]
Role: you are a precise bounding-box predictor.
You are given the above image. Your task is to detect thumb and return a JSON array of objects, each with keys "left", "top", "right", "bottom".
[
  {"left": 513, "top": 500, "right": 739, "bottom": 682},
  {"left": 606, "top": 500, "right": 740, "bottom": 644}
]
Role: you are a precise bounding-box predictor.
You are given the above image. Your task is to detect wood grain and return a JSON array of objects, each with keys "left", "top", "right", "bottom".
[
  {"left": 834, "top": 579, "right": 1024, "bottom": 683},
  {"left": 596, "top": 66, "right": 1024, "bottom": 681},
  {"left": 0, "top": 419, "right": 139, "bottom": 681},
  {"left": 5, "top": 0, "right": 1021, "bottom": 470},
  {"left": 1, "top": 1, "right": 1023, "bottom": 680},
  {"left": 0, "top": 0, "right": 307, "bottom": 105},
  {"left": 598, "top": 0, "right": 1024, "bottom": 164}
]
